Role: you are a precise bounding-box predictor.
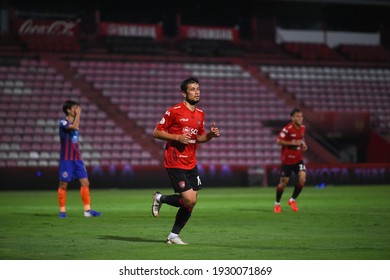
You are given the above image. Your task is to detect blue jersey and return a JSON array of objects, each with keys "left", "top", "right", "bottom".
[{"left": 59, "top": 119, "right": 82, "bottom": 161}]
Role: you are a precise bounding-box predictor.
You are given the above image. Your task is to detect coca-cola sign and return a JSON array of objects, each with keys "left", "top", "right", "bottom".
[{"left": 13, "top": 18, "right": 81, "bottom": 37}]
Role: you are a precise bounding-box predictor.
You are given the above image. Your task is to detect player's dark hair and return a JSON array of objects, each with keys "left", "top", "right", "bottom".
[
  {"left": 62, "top": 100, "right": 79, "bottom": 115},
  {"left": 290, "top": 108, "right": 301, "bottom": 116},
  {"left": 180, "top": 76, "right": 199, "bottom": 93}
]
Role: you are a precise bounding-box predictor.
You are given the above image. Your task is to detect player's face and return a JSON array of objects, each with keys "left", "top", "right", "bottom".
[
  {"left": 184, "top": 82, "right": 200, "bottom": 105},
  {"left": 292, "top": 112, "right": 303, "bottom": 126},
  {"left": 67, "top": 105, "right": 78, "bottom": 117}
]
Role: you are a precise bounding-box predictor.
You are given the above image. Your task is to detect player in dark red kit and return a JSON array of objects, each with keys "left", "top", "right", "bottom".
[
  {"left": 274, "top": 108, "right": 307, "bottom": 213},
  {"left": 151, "top": 76, "right": 220, "bottom": 245}
]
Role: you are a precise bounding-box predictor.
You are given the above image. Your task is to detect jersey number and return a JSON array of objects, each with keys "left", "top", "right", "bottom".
[{"left": 197, "top": 176, "right": 202, "bottom": 186}]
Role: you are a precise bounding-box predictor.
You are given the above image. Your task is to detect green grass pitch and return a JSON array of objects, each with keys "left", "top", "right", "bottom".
[{"left": 0, "top": 185, "right": 389, "bottom": 260}]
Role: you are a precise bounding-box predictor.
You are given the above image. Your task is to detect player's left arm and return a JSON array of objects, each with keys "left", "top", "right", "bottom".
[
  {"left": 301, "top": 137, "right": 308, "bottom": 151},
  {"left": 197, "top": 122, "right": 220, "bottom": 143}
]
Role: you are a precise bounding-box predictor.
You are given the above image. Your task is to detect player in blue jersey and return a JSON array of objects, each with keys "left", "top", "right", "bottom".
[{"left": 57, "top": 100, "right": 101, "bottom": 218}]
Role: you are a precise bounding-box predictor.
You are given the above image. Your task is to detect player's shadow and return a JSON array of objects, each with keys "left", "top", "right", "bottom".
[
  {"left": 99, "top": 235, "right": 162, "bottom": 243},
  {"left": 236, "top": 208, "right": 269, "bottom": 213},
  {"left": 33, "top": 213, "right": 53, "bottom": 217}
]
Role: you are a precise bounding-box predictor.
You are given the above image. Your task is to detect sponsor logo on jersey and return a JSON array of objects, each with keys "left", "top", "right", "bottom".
[
  {"left": 178, "top": 180, "right": 186, "bottom": 189},
  {"left": 182, "top": 126, "right": 191, "bottom": 134},
  {"left": 182, "top": 126, "right": 198, "bottom": 135}
]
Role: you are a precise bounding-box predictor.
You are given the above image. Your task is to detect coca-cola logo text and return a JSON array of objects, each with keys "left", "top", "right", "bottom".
[{"left": 18, "top": 19, "right": 79, "bottom": 36}]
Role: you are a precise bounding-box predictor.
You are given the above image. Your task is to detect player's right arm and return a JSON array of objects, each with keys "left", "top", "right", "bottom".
[
  {"left": 277, "top": 139, "right": 302, "bottom": 147},
  {"left": 153, "top": 128, "right": 191, "bottom": 144},
  {"left": 67, "top": 105, "right": 81, "bottom": 131},
  {"left": 277, "top": 127, "right": 301, "bottom": 147},
  {"left": 153, "top": 108, "right": 191, "bottom": 144}
]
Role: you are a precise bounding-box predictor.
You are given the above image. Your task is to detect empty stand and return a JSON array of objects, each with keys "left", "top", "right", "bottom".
[
  {"left": 7, "top": 56, "right": 376, "bottom": 168},
  {"left": 104, "top": 36, "right": 165, "bottom": 55},
  {"left": 180, "top": 39, "right": 243, "bottom": 57},
  {"left": 282, "top": 42, "right": 344, "bottom": 61},
  {"left": 20, "top": 35, "right": 81, "bottom": 53},
  {"left": 70, "top": 60, "right": 292, "bottom": 166},
  {"left": 260, "top": 64, "right": 390, "bottom": 134},
  {"left": 338, "top": 44, "right": 390, "bottom": 63},
  {"left": 0, "top": 58, "right": 157, "bottom": 167}
]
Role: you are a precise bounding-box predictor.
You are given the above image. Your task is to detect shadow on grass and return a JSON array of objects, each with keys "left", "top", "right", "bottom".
[
  {"left": 236, "top": 208, "right": 272, "bottom": 213},
  {"left": 33, "top": 213, "right": 55, "bottom": 217},
  {"left": 99, "top": 235, "right": 163, "bottom": 243}
]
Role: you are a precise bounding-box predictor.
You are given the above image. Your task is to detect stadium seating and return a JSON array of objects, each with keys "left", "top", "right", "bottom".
[
  {"left": 180, "top": 39, "right": 243, "bottom": 57},
  {"left": 20, "top": 35, "right": 81, "bottom": 53},
  {"left": 104, "top": 36, "right": 165, "bottom": 55},
  {"left": 260, "top": 64, "right": 390, "bottom": 134},
  {"left": 0, "top": 58, "right": 157, "bottom": 167},
  {"left": 337, "top": 44, "right": 390, "bottom": 63},
  {"left": 282, "top": 42, "right": 344, "bottom": 61},
  {"left": 69, "top": 60, "right": 291, "bottom": 166},
  {"left": 2, "top": 42, "right": 390, "bottom": 169}
]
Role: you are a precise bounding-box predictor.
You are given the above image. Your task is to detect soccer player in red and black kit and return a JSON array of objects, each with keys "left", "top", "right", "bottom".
[
  {"left": 274, "top": 108, "right": 308, "bottom": 213},
  {"left": 151, "top": 77, "right": 220, "bottom": 245}
]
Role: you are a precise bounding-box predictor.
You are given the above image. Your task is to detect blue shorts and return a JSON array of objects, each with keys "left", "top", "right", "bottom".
[{"left": 59, "top": 160, "right": 88, "bottom": 182}]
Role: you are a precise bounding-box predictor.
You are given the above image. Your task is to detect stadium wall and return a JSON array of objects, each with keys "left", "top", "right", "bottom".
[
  {"left": 1, "top": 163, "right": 389, "bottom": 190},
  {"left": 0, "top": 165, "right": 248, "bottom": 191},
  {"left": 264, "top": 163, "right": 390, "bottom": 186},
  {"left": 367, "top": 131, "right": 390, "bottom": 162}
]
